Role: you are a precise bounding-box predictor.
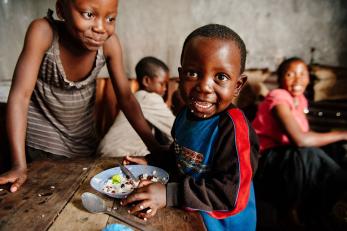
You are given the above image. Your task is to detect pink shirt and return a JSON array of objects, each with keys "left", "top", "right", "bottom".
[{"left": 252, "top": 89, "right": 309, "bottom": 153}]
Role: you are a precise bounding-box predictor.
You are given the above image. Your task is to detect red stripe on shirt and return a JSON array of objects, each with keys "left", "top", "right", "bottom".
[{"left": 207, "top": 108, "right": 252, "bottom": 219}]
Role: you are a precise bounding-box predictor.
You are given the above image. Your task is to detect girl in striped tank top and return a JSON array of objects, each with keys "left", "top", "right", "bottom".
[{"left": 0, "top": 0, "right": 161, "bottom": 193}]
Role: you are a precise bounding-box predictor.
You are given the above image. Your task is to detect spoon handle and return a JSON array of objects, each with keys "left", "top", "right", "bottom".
[{"left": 105, "top": 211, "right": 156, "bottom": 231}]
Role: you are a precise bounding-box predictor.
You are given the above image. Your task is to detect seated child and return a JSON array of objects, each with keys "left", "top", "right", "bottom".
[
  {"left": 121, "top": 24, "right": 259, "bottom": 231},
  {"left": 98, "top": 56, "right": 175, "bottom": 156},
  {"left": 252, "top": 57, "right": 347, "bottom": 226}
]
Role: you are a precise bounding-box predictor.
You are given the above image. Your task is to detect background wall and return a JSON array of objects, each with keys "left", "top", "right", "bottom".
[{"left": 0, "top": 0, "right": 346, "bottom": 81}]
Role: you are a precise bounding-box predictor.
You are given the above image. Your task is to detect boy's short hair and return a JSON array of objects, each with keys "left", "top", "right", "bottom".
[
  {"left": 180, "top": 24, "right": 247, "bottom": 73},
  {"left": 277, "top": 57, "right": 305, "bottom": 84},
  {"left": 135, "top": 56, "right": 169, "bottom": 86}
]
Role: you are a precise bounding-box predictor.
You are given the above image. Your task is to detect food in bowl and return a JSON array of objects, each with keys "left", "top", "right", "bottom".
[
  {"left": 102, "top": 171, "right": 165, "bottom": 196},
  {"left": 90, "top": 165, "right": 169, "bottom": 198}
]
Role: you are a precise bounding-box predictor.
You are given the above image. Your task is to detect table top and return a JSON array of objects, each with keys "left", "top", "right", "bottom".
[{"left": 0, "top": 157, "right": 205, "bottom": 231}]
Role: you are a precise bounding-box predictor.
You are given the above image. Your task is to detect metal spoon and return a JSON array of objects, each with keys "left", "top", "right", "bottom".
[{"left": 81, "top": 192, "right": 152, "bottom": 231}]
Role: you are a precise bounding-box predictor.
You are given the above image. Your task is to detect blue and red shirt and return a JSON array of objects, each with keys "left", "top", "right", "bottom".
[{"left": 146, "top": 105, "right": 259, "bottom": 230}]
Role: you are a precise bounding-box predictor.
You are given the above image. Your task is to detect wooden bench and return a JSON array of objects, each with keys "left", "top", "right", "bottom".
[{"left": 307, "top": 99, "right": 347, "bottom": 132}]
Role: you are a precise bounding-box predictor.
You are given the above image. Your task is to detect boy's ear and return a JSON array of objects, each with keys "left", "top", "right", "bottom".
[
  {"left": 234, "top": 74, "right": 247, "bottom": 97},
  {"left": 142, "top": 75, "right": 151, "bottom": 88}
]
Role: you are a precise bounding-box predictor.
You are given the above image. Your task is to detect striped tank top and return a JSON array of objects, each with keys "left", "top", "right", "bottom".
[{"left": 26, "top": 14, "right": 106, "bottom": 157}]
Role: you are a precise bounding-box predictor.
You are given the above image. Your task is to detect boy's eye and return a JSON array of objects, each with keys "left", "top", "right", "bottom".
[
  {"left": 185, "top": 71, "right": 198, "bottom": 78},
  {"left": 215, "top": 73, "right": 229, "bottom": 81},
  {"left": 106, "top": 16, "right": 116, "bottom": 23},
  {"left": 82, "top": 12, "right": 94, "bottom": 19}
]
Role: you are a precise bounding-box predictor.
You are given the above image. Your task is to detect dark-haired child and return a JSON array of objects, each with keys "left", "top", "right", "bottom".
[
  {"left": 121, "top": 24, "right": 259, "bottom": 231},
  {"left": 0, "top": 0, "right": 160, "bottom": 192},
  {"left": 252, "top": 57, "right": 347, "bottom": 225},
  {"left": 98, "top": 56, "right": 175, "bottom": 156}
]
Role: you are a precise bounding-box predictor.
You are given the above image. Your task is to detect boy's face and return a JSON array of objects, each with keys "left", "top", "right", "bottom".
[
  {"left": 280, "top": 60, "right": 309, "bottom": 97},
  {"left": 57, "top": 0, "right": 118, "bottom": 51},
  {"left": 178, "top": 37, "right": 247, "bottom": 119},
  {"left": 143, "top": 69, "right": 169, "bottom": 97}
]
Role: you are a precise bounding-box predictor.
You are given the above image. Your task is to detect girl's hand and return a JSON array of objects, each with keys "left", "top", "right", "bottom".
[
  {"left": 122, "top": 155, "right": 147, "bottom": 165},
  {"left": 0, "top": 168, "right": 27, "bottom": 192},
  {"left": 120, "top": 181, "right": 166, "bottom": 220}
]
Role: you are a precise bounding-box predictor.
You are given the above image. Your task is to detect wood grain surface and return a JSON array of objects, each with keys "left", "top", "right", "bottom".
[
  {"left": 0, "top": 158, "right": 94, "bottom": 230},
  {"left": 0, "top": 158, "right": 206, "bottom": 231}
]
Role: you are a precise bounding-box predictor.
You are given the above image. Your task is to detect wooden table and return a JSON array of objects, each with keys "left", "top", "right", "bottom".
[{"left": 0, "top": 158, "right": 205, "bottom": 231}]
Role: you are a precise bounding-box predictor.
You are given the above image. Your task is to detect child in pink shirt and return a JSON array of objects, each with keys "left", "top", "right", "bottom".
[
  {"left": 252, "top": 57, "right": 347, "bottom": 228},
  {"left": 252, "top": 88, "right": 309, "bottom": 152}
]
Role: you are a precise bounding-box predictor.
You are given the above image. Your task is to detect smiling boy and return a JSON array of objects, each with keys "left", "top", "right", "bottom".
[{"left": 121, "top": 24, "right": 259, "bottom": 231}]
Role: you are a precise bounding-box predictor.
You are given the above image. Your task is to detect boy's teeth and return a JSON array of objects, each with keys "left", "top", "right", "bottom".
[{"left": 194, "top": 101, "right": 212, "bottom": 108}]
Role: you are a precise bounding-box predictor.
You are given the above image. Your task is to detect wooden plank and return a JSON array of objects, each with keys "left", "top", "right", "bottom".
[
  {"left": 48, "top": 158, "right": 119, "bottom": 231},
  {"left": 46, "top": 157, "right": 205, "bottom": 231},
  {"left": 0, "top": 158, "right": 94, "bottom": 231}
]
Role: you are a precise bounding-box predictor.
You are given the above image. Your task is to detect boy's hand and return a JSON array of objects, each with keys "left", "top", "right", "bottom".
[
  {"left": 122, "top": 155, "right": 148, "bottom": 165},
  {"left": 120, "top": 181, "right": 166, "bottom": 220},
  {"left": 0, "top": 168, "right": 27, "bottom": 192}
]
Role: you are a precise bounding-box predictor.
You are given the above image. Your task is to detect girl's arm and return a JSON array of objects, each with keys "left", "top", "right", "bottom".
[
  {"left": 103, "top": 34, "right": 160, "bottom": 152},
  {"left": 0, "top": 19, "right": 53, "bottom": 192},
  {"left": 273, "top": 104, "right": 347, "bottom": 147}
]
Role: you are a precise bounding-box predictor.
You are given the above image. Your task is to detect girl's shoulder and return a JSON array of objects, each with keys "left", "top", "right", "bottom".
[
  {"left": 28, "top": 18, "right": 54, "bottom": 37},
  {"left": 25, "top": 18, "right": 54, "bottom": 51},
  {"left": 265, "top": 89, "right": 294, "bottom": 108},
  {"left": 268, "top": 89, "right": 307, "bottom": 105}
]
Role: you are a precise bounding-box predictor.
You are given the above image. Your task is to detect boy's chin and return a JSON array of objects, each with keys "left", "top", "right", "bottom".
[
  {"left": 189, "top": 109, "right": 214, "bottom": 119},
  {"left": 80, "top": 42, "right": 103, "bottom": 51}
]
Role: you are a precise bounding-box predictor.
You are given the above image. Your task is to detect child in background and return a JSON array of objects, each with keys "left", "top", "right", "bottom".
[
  {"left": 252, "top": 57, "right": 347, "bottom": 227},
  {"left": 121, "top": 24, "right": 259, "bottom": 231},
  {"left": 98, "top": 56, "right": 175, "bottom": 156},
  {"left": 0, "top": 0, "right": 160, "bottom": 192}
]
